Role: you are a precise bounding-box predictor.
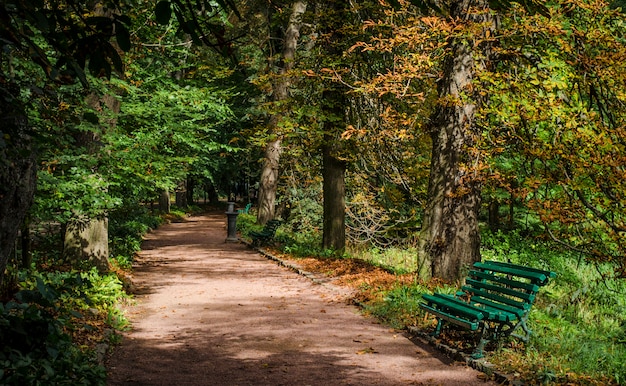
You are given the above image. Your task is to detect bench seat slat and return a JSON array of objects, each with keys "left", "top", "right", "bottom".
[
  {"left": 419, "top": 303, "right": 480, "bottom": 331},
  {"left": 462, "top": 286, "right": 531, "bottom": 310},
  {"left": 430, "top": 294, "right": 521, "bottom": 322},
  {"left": 483, "top": 261, "right": 556, "bottom": 278},
  {"left": 469, "top": 297, "right": 523, "bottom": 321},
  {"left": 422, "top": 294, "right": 485, "bottom": 321},
  {"left": 429, "top": 293, "right": 491, "bottom": 319}
]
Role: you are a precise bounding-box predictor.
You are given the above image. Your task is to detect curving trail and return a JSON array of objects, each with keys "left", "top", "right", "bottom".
[{"left": 106, "top": 211, "right": 495, "bottom": 386}]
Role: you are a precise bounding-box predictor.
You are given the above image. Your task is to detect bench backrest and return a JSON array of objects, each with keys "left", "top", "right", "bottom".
[{"left": 462, "top": 261, "right": 555, "bottom": 314}]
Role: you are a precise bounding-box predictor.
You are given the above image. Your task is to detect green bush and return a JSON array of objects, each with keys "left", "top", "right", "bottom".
[
  {"left": 109, "top": 207, "right": 163, "bottom": 267},
  {"left": 0, "top": 271, "right": 121, "bottom": 385}
]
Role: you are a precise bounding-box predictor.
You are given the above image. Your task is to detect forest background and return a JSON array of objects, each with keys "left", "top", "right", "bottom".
[{"left": 1, "top": 0, "right": 626, "bottom": 384}]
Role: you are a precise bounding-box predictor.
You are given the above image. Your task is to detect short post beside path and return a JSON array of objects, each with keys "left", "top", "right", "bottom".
[{"left": 225, "top": 202, "right": 239, "bottom": 242}]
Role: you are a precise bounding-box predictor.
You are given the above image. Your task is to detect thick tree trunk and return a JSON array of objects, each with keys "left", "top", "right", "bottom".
[
  {"left": 322, "top": 141, "right": 346, "bottom": 252},
  {"left": 319, "top": 0, "right": 349, "bottom": 253},
  {"left": 257, "top": 139, "right": 282, "bottom": 224},
  {"left": 256, "top": 1, "right": 307, "bottom": 225},
  {"left": 62, "top": 91, "right": 119, "bottom": 273},
  {"left": 63, "top": 216, "right": 110, "bottom": 272},
  {"left": 0, "top": 87, "right": 37, "bottom": 287},
  {"left": 418, "top": 0, "right": 493, "bottom": 281}
]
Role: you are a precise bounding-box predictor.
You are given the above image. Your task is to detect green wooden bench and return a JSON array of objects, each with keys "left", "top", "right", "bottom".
[
  {"left": 249, "top": 219, "right": 281, "bottom": 247},
  {"left": 238, "top": 202, "right": 253, "bottom": 214},
  {"left": 420, "top": 260, "right": 556, "bottom": 359}
]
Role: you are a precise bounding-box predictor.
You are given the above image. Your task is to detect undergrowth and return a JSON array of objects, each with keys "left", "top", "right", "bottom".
[{"left": 0, "top": 207, "right": 162, "bottom": 385}]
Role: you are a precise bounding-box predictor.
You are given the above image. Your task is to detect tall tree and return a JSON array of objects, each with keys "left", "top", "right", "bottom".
[
  {"left": 318, "top": 0, "right": 350, "bottom": 251},
  {"left": 0, "top": 0, "right": 131, "bottom": 286},
  {"left": 416, "top": 0, "right": 495, "bottom": 280},
  {"left": 0, "top": 81, "right": 37, "bottom": 286},
  {"left": 256, "top": 0, "right": 308, "bottom": 224}
]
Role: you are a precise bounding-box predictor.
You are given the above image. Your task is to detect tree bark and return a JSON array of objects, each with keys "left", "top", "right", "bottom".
[
  {"left": 0, "top": 82, "right": 37, "bottom": 287},
  {"left": 257, "top": 139, "right": 282, "bottom": 223},
  {"left": 256, "top": 0, "right": 307, "bottom": 225},
  {"left": 176, "top": 179, "right": 188, "bottom": 208},
  {"left": 186, "top": 176, "right": 195, "bottom": 205},
  {"left": 63, "top": 216, "right": 110, "bottom": 273},
  {"left": 418, "top": 0, "right": 494, "bottom": 281},
  {"left": 159, "top": 190, "right": 171, "bottom": 213},
  {"left": 62, "top": 91, "right": 119, "bottom": 273},
  {"left": 319, "top": 0, "right": 349, "bottom": 253},
  {"left": 322, "top": 140, "right": 346, "bottom": 252}
]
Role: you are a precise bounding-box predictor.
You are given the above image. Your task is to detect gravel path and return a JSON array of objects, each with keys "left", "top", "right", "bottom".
[{"left": 106, "top": 211, "right": 495, "bottom": 385}]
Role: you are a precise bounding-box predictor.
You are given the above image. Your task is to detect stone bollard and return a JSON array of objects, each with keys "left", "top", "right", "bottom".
[{"left": 225, "top": 202, "right": 239, "bottom": 242}]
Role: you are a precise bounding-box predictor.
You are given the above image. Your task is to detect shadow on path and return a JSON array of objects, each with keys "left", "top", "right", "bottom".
[{"left": 106, "top": 212, "right": 494, "bottom": 385}]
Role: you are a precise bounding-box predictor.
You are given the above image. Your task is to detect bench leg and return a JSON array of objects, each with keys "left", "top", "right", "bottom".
[
  {"left": 509, "top": 315, "right": 532, "bottom": 342},
  {"left": 471, "top": 322, "right": 490, "bottom": 359},
  {"left": 431, "top": 318, "right": 444, "bottom": 337}
]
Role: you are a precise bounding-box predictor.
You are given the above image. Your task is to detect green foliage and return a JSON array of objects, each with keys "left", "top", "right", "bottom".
[
  {"left": 109, "top": 206, "right": 163, "bottom": 268},
  {"left": 0, "top": 268, "right": 128, "bottom": 385},
  {"left": 235, "top": 213, "right": 257, "bottom": 232},
  {"left": 478, "top": 0, "right": 626, "bottom": 278},
  {"left": 34, "top": 168, "right": 121, "bottom": 224}
]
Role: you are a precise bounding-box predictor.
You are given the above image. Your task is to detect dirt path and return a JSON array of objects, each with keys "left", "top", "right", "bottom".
[{"left": 106, "top": 211, "right": 495, "bottom": 386}]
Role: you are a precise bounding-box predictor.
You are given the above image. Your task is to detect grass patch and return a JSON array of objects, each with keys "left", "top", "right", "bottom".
[{"left": 348, "top": 246, "right": 421, "bottom": 274}]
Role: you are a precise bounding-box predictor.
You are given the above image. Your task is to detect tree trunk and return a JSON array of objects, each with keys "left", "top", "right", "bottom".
[
  {"left": 322, "top": 141, "right": 346, "bottom": 252},
  {"left": 256, "top": 1, "right": 307, "bottom": 225},
  {"left": 257, "top": 139, "right": 282, "bottom": 223},
  {"left": 488, "top": 199, "right": 500, "bottom": 231},
  {"left": 319, "top": 0, "right": 349, "bottom": 253},
  {"left": 63, "top": 215, "right": 110, "bottom": 272},
  {"left": 62, "top": 91, "right": 119, "bottom": 273},
  {"left": 0, "top": 85, "right": 37, "bottom": 287},
  {"left": 176, "top": 179, "right": 188, "bottom": 208},
  {"left": 21, "top": 217, "right": 31, "bottom": 269},
  {"left": 159, "top": 190, "right": 171, "bottom": 213},
  {"left": 418, "top": 0, "right": 493, "bottom": 281},
  {"left": 206, "top": 183, "right": 218, "bottom": 204},
  {"left": 187, "top": 176, "right": 195, "bottom": 205}
]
